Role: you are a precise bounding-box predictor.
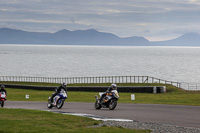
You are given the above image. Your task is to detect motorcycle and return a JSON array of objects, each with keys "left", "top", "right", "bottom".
[
  {"left": 95, "top": 90, "right": 119, "bottom": 110},
  {"left": 0, "top": 92, "right": 6, "bottom": 108},
  {"left": 47, "top": 89, "right": 67, "bottom": 109}
]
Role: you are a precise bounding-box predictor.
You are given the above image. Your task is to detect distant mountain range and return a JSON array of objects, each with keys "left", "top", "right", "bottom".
[
  {"left": 150, "top": 33, "right": 200, "bottom": 46},
  {"left": 0, "top": 28, "right": 200, "bottom": 46}
]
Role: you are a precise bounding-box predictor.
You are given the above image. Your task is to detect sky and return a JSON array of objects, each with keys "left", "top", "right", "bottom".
[{"left": 0, "top": 0, "right": 200, "bottom": 41}]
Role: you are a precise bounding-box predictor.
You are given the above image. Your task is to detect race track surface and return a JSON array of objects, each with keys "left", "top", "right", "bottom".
[{"left": 4, "top": 101, "right": 200, "bottom": 128}]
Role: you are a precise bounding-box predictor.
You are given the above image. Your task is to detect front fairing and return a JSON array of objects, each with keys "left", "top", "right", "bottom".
[
  {"left": 104, "top": 90, "right": 119, "bottom": 102},
  {"left": 0, "top": 92, "right": 6, "bottom": 100},
  {"left": 59, "top": 90, "right": 67, "bottom": 99},
  {"left": 111, "top": 90, "right": 119, "bottom": 99}
]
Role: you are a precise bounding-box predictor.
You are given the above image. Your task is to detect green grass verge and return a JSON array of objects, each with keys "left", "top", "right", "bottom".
[
  {"left": 2, "top": 81, "right": 200, "bottom": 105},
  {"left": 6, "top": 87, "right": 200, "bottom": 106},
  {"left": 0, "top": 108, "right": 150, "bottom": 133}
]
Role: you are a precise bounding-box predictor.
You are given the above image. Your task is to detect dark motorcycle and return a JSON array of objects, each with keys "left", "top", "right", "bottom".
[
  {"left": 0, "top": 92, "right": 6, "bottom": 107},
  {"left": 95, "top": 90, "right": 119, "bottom": 110},
  {"left": 47, "top": 89, "right": 67, "bottom": 109}
]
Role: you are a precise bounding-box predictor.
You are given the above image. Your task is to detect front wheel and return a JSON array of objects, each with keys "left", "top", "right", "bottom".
[
  {"left": 1, "top": 101, "right": 4, "bottom": 107},
  {"left": 56, "top": 98, "right": 64, "bottom": 109},
  {"left": 109, "top": 99, "right": 117, "bottom": 110},
  {"left": 47, "top": 99, "right": 53, "bottom": 109},
  {"left": 94, "top": 101, "right": 102, "bottom": 109}
]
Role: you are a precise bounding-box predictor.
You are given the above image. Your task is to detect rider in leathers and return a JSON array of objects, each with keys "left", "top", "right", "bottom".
[
  {"left": 50, "top": 82, "right": 67, "bottom": 102},
  {"left": 0, "top": 85, "right": 7, "bottom": 96},
  {"left": 98, "top": 84, "right": 117, "bottom": 103}
]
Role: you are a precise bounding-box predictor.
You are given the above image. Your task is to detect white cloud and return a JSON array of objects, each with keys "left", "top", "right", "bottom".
[
  {"left": 0, "top": 0, "right": 200, "bottom": 41},
  {"left": 188, "top": 0, "right": 200, "bottom": 4}
]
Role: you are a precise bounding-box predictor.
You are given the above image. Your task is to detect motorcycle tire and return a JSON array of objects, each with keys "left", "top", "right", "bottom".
[
  {"left": 1, "top": 101, "right": 4, "bottom": 107},
  {"left": 94, "top": 101, "right": 102, "bottom": 109},
  {"left": 109, "top": 99, "right": 117, "bottom": 110},
  {"left": 47, "top": 100, "right": 53, "bottom": 109},
  {"left": 56, "top": 98, "right": 64, "bottom": 109}
]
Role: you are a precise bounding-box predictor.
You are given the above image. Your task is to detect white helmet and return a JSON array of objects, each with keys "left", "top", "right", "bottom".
[{"left": 111, "top": 84, "right": 117, "bottom": 90}]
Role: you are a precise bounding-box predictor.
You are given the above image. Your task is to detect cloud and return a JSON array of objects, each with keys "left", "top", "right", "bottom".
[{"left": 0, "top": 0, "right": 200, "bottom": 41}]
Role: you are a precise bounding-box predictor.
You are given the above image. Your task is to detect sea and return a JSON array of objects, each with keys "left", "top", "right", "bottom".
[{"left": 1, "top": 44, "right": 200, "bottom": 85}]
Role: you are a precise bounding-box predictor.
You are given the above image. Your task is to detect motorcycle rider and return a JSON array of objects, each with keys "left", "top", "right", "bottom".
[
  {"left": 50, "top": 82, "right": 67, "bottom": 102},
  {"left": 98, "top": 83, "right": 117, "bottom": 103},
  {"left": 0, "top": 85, "right": 7, "bottom": 99},
  {"left": 0, "top": 85, "right": 7, "bottom": 95}
]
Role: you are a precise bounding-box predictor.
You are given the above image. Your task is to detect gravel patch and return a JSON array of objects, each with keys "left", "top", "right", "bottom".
[{"left": 90, "top": 121, "right": 200, "bottom": 133}]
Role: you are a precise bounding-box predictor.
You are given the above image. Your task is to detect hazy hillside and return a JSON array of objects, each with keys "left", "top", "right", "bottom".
[
  {"left": 150, "top": 33, "right": 200, "bottom": 46},
  {"left": 1, "top": 28, "right": 200, "bottom": 46},
  {"left": 0, "top": 28, "right": 150, "bottom": 46}
]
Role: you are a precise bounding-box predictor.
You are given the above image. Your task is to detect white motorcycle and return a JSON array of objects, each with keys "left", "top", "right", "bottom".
[
  {"left": 47, "top": 89, "right": 67, "bottom": 109},
  {"left": 95, "top": 90, "right": 119, "bottom": 110},
  {"left": 0, "top": 92, "right": 6, "bottom": 107}
]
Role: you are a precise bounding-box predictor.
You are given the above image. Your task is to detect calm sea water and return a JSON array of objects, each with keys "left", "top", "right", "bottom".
[{"left": 1, "top": 44, "right": 200, "bottom": 83}]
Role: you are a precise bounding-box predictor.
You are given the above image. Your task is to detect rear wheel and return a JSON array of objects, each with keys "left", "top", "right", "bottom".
[
  {"left": 94, "top": 101, "right": 102, "bottom": 109},
  {"left": 109, "top": 99, "right": 117, "bottom": 110},
  {"left": 56, "top": 98, "right": 64, "bottom": 109},
  {"left": 1, "top": 101, "right": 4, "bottom": 107}
]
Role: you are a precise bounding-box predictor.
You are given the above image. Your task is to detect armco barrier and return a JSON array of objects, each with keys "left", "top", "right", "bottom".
[{"left": 3, "top": 84, "right": 166, "bottom": 93}]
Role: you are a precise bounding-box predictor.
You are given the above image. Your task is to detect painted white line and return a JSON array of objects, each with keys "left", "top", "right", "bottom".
[
  {"left": 62, "top": 112, "right": 133, "bottom": 122},
  {"left": 46, "top": 110, "right": 133, "bottom": 122},
  {"left": 91, "top": 118, "right": 134, "bottom": 122}
]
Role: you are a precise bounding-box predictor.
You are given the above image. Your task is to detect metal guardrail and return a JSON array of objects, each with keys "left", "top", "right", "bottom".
[
  {"left": 0, "top": 76, "right": 181, "bottom": 88},
  {"left": 180, "top": 82, "right": 200, "bottom": 90}
]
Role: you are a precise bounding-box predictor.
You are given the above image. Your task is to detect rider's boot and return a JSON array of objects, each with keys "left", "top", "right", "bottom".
[
  {"left": 98, "top": 98, "right": 102, "bottom": 104},
  {"left": 50, "top": 97, "right": 53, "bottom": 102},
  {"left": 97, "top": 100, "right": 100, "bottom": 104}
]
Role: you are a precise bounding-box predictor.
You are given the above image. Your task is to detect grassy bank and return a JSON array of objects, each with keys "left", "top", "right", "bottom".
[
  {"left": 0, "top": 81, "right": 182, "bottom": 92},
  {"left": 2, "top": 81, "right": 200, "bottom": 105},
  {"left": 0, "top": 108, "right": 150, "bottom": 133},
  {"left": 4, "top": 85, "right": 200, "bottom": 106}
]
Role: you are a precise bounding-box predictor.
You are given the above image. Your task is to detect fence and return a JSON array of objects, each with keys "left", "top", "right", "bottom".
[
  {"left": 179, "top": 82, "right": 200, "bottom": 90},
  {"left": 0, "top": 76, "right": 181, "bottom": 88}
]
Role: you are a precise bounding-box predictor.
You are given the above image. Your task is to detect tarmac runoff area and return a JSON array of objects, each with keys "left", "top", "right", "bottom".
[{"left": 4, "top": 101, "right": 200, "bottom": 133}]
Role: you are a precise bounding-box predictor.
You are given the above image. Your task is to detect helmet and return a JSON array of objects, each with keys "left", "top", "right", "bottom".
[
  {"left": 62, "top": 82, "right": 67, "bottom": 87},
  {"left": 111, "top": 84, "right": 117, "bottom": 90},
  {"left": 1, "top": 85, "right": 5, "bottom": 89}
]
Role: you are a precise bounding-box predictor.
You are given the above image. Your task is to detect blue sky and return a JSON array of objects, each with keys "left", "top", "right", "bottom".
[{"left": 0, "top": 0, "right": 200, "bottom": 41}]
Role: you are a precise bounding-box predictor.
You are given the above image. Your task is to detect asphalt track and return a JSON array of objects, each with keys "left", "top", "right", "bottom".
[{"left": 4, "top": 101, "right": 200, "bottom": 128}]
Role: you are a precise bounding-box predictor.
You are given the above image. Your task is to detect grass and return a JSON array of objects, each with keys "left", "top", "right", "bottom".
[
  {"left": 0, "top": 108, "right": 150, "bottom": 133},
  {"left": 1, "top": 81, "right": 183, "bottom": 92},
  {"left": 2, "top": 81, "right": 200, "bottom": 106},
  {"left": 0, "top": 81, "right": 60, "bottom": 86},
  {"left": 5, "top": 87, "right": 200, "bottom": 106},
  {"left": 119, "top": 92, "right": 200, "bottom": 105},
  {"left": 1, "top": 82, "right": 198, "bottom": 132}
]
